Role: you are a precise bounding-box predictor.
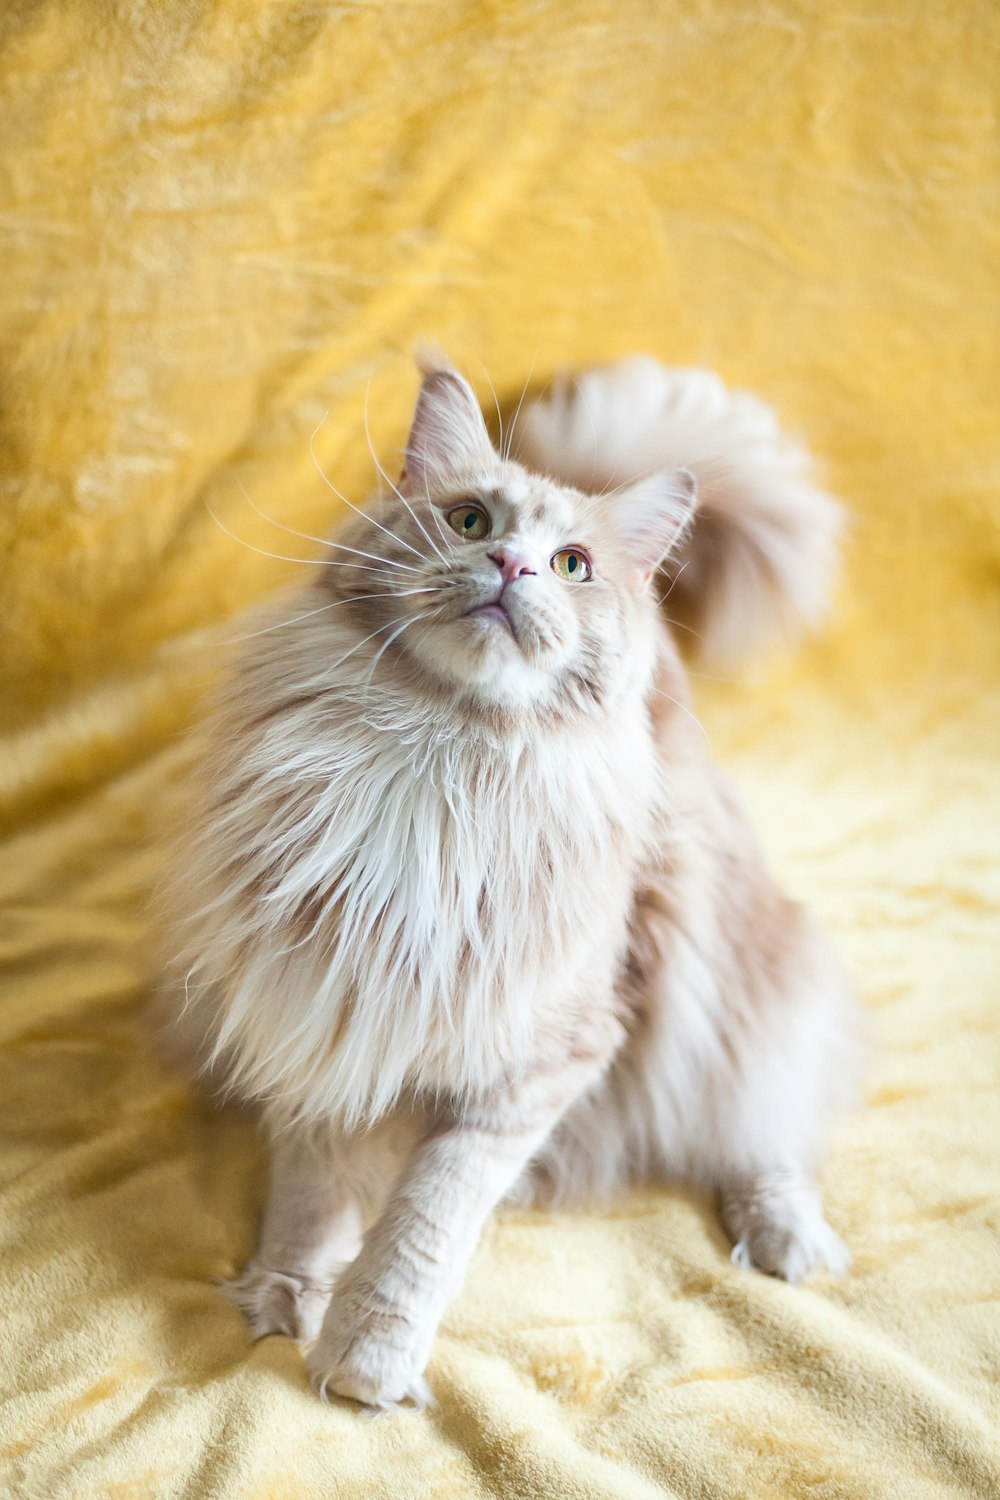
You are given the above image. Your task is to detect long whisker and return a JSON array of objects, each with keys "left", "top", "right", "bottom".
[
  {"left": 231, "top": 588, "right": 440, "bottom": 644},
  {"left": 205, "top": 502, "right": 416, "bottom": 578},
  {"left": 504, "top": 352, "right": 539, "bottom": 463},
  {"left": 234, "top": 484, "right": 427, "bottom": 579},
  {"left": 328, "top": 611, "right": 437, "bottom": 685},
  {"left": 476, "top": 358, "right": 504, "bottom": 458},
  {"left": 426, "top": 496, "right": 453, "bottom": 549},
  {"left": 657, "top": 558, "right": 746, "bottom": 681},
  {"left": 240, "top": 476, "right": 423, "bottom": 574},
  {"left": 309, "top": 415, "right": 426, "bottom": 563},
  {"left": 205, "top": 504, "right": 353, "bottom": 570},
  {"left": 237, "top": 481, "right": 347, "bottom": 554},
  {"left": 650, "top": 686, "right": 713, "bottom": 755},
  {"left": 412, "top": 448, "right": 457, "bottom": 552},
  {"left": 595, "top": 469, "right": 647, "bottom": 501},
  {"left": 314, "top": 539, "right": 419, "bottom": 573},
  {"left": 661, "top": 614, "right": 705, "bottom": 644},
  {"left": 687, "top": 666, "right": 764, "bottom": 685},
  {"left": 361, "top": 610, "right": 431, "bottom": 696},
  {"left": 363, "top": 380, "right": 446, "bottom": 564},
  {"left": 655, "top": 559, "right": 689, "bottom": 607},
  {"left": 230, "top": 483, "right": 421, "bottom": 575}
]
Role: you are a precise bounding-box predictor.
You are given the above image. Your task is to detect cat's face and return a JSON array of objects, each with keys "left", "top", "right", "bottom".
[{"left": 333, "top": 368, "right": 696, "bottom": 715}]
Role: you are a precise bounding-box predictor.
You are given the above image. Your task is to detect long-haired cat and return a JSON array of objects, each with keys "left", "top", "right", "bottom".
[{"left": 158, "top": 354, "right": 861, "bottom": 1409}]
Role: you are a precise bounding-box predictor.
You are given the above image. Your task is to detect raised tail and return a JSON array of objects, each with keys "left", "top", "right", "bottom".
[{"left": 514, "top": 356, "right": 843, "bottom": 668}]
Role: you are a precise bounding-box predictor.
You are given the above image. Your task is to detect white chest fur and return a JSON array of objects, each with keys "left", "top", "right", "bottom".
[{"left": 185, "top": 624, "right": 659, "bottom": 1128}]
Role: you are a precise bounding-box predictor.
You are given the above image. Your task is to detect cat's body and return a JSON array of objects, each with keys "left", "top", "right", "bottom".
[{"left": 160, "top": 356, "right": 860, "bottom": 1408}]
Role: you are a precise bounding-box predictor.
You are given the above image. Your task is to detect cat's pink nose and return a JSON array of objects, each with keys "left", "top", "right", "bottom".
[{"left": 489, "top": 547, "right": 536, "bottom": 586}]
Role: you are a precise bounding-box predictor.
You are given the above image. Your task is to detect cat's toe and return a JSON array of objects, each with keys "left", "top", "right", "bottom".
[
  {"left": 308, "top": 1336, "right": 433, "bottom": 1412},
  {"left": 224, "top": 1264, "right": 332, "bottom": 1343},
  {"left": 307, "top": 1278, "right": 435, "bottom": 1411},
  {"left": 731, "top": 1215, "right": 850, "bottom": 1283},
  {"left": 311, "top": 1360, "right": 432, "bottom": 1413}
]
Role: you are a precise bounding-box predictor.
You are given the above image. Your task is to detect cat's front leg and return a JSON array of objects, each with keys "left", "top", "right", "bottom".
[
  {"left": 227, "top": 1124, "right": 365, "bottom": 1344},
  {"left": 308, "top": 1032, "right": 620, "bottom": 1409}
]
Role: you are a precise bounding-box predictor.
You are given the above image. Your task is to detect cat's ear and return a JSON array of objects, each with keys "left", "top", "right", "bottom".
[
  {"left": 402, "top": 368, "right": 494, "bottom": 489},
  {"left": 613, "top": 468, "right": 698, "bottom": 584}
]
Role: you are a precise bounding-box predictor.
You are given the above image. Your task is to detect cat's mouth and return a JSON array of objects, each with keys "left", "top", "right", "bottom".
[{"left": 463, "top": 600, "right": 516, "bottom": 637}]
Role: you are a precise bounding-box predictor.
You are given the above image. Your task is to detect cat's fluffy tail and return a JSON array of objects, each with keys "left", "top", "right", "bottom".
[{"left": 515, "top": 356, "right": 842, "bottom": 668}]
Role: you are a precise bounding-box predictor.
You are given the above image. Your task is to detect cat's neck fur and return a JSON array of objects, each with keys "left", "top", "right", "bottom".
[{"left": 187, "top": 601, "right": 665, "bottom": 1129}]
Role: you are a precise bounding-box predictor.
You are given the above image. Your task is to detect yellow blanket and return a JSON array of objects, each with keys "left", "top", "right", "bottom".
[{"left": 2, "top": 2, "right": 998, "bottom": 1495}]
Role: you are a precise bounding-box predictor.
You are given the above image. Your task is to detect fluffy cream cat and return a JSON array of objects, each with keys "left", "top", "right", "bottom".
[{"left": 159, "top": 354, "right": 861, "bottom": 1409}]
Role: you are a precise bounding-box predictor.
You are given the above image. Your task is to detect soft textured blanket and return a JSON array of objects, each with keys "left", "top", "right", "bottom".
[{"left": 1, "top": 2, "right": 998, "bottom": 1496}]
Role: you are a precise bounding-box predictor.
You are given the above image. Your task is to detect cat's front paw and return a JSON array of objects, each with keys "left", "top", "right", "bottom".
[
  {"left": 225, "top": 1262, "right": 332, "bottom": 1343},
  {"left": 306, "top": 1264, "right": 436, "bottom": 1411},
  {"left": 731, "top": 1212, "right": 851, "bottom": 1283}
]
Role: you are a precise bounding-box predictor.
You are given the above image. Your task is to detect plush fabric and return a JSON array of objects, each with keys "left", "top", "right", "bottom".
[{"left": 1, "top": 2, "right": 998, "bottom": 1496}]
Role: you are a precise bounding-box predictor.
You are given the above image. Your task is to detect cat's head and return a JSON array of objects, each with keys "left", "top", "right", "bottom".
[{"left": 336, "top": 366, "right": 696, "bottom": 716}]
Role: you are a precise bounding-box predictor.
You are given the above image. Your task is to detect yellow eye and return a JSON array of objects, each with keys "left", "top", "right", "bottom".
[
  {"left": 551, "top": 547, "right": 592, "bottom": 582},
  {"left": 447, "top": 504, "right": 491, "bottom": 540}
]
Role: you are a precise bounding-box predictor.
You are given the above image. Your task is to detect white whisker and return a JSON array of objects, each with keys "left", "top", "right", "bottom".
[
  {"left": 423, "top": 471, "right": 455, "bottom": 550},
  {"left": 596, "top": 470, "right": 644, "bottom": 501},
  {"left": 235, "top": 483, "right": 428, "bottom": 580},
  {"left": 476, "top": 359, "right": 504, "bottom": 459},
  {"left": 205, "top": 504, "right": 342, "bottom": 570},
  {"left": 237, "top": 481, "right": 346, "bottom": 553},
  {"left": 655, "top": 560, "right": 690, "bottom": 607},
  {"left": 231, "top": 589, "right": 440, "bottom": 644},
  {"left": 687, "top": 666, "right": 764, "bottom": 685},
  {"left": 361, "top": 610, "right": 431, "bottom": 696},
  {"left": 412, "top": 450, "right": 457, "bottom": 552},
  {"left": 206, "top": 501, "right": 417, "bottom": 580},
  {"left": 363, "top": 381, "right": 447, "bottom": 565},
  {"left": 238, "top": 479, "right": 421, "bottom": 574},
  {"left": 310, "top": 415, "right": 426, "bottom": 564},
  {"left": 660, "top": 613, "right": 704, "bottom": 645},
  {"left": 650, "top": 686, "right": 713, "bottom": 755},
  {"left": 327, "top": 611, "right": 435, "bottom": 684},
  {"left": 504, "top": 351, "right": 539, "bottom": 463}
]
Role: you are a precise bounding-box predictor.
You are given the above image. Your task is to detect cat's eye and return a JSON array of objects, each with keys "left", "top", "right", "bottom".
[
  {"left": 551, "top": 547, "right": 592, "bottom": 582},
  {"left": 446, "top": 504, "right": 491, "bottom": 541}
]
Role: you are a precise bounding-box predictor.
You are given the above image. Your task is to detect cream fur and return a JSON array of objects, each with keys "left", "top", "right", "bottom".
[
  {"left": 515, "top": 356, "right": 843, "bottom": 667},
  {"left": 159, "top": 356, "right": 862, "bottom": 1409}
]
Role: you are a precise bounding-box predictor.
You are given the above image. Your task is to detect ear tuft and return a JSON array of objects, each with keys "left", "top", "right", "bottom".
[
  {"left": 614, "top": 467, "right": 698, "bottom": 581},
  {"left": 403, "top": 366, "right": 494, "bottom": 489}
]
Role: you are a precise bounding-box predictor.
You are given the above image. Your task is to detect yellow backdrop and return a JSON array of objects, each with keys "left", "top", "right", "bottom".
[{"left": 1, "top": 2, "right": 998, "bottom": 1496}]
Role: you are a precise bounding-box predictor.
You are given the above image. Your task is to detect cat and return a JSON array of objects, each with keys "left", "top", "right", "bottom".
[{"left": 157, "top": 353, "right": 862, "bottom": 1410}]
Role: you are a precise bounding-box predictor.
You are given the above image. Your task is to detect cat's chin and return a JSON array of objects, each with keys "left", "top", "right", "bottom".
[
  {"left": 463, "top": 601, "right": 515, "bottom": 635},
  {"left": 405, "top": 615, "right": 562, "bottom": 708}
]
